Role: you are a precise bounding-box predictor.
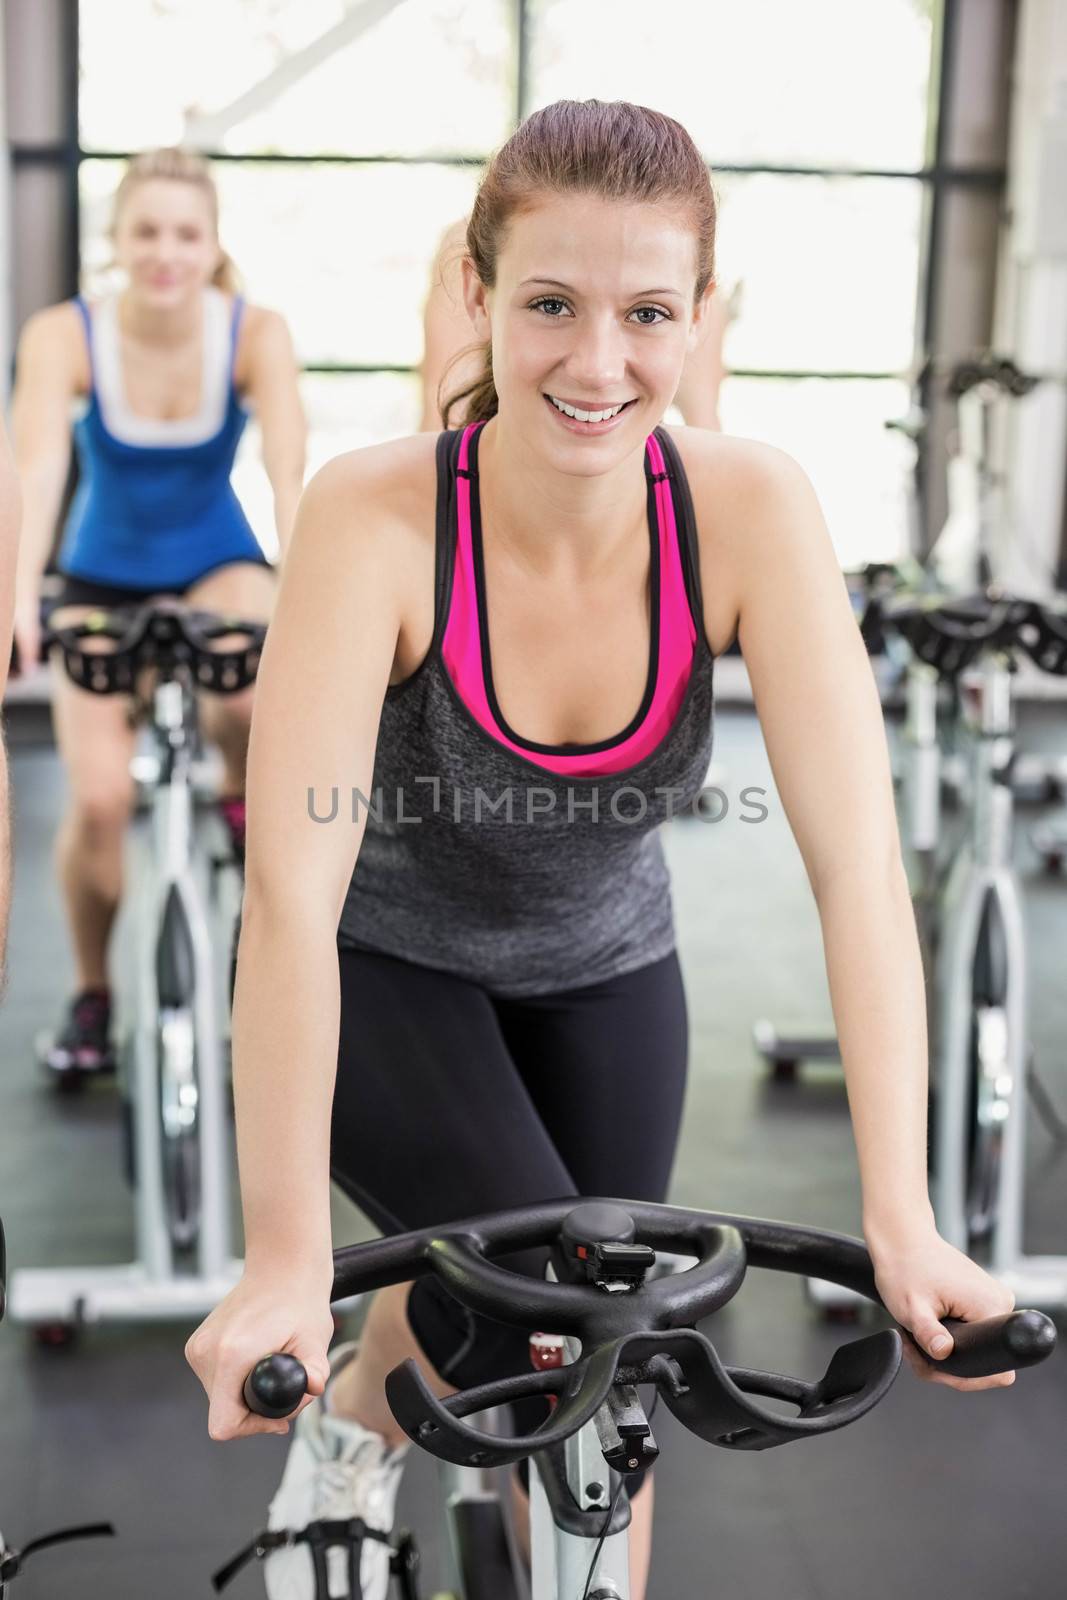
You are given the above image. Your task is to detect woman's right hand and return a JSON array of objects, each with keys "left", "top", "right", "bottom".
[
  {"left": 11, "top": 594, "right": 41, "bottom": 679},
  {"left": 185, "top": 1266, "right": 335, "bottom": 1440}
]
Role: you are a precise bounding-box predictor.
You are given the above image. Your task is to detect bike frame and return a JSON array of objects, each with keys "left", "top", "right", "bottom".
[
  {"left": 438, "top": 1413, "right": 632, "bottom": 1600},
  {"left": 902, "top": 660, "right": 945, "bottom": 861},
  {"left": 130, "top": 678, "right": 233, "bottom": 1282},
  {"left": 529, "top": 1426, "right": 631, "bottom": 1600},
  {"left": 435, "top": 1279, "right": 675, "bottom": 1600},
  {"left": 10, "top": 675, "right": 242, "bottom": 1326},
  {"left": 934, "top": 657, "right": 1067, "bottom": 1307},
  {"left": 932, "top": 381, "right": 1006, "bottom": 593}
]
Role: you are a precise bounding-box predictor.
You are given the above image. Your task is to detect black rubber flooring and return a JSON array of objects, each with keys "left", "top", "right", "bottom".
[{"left": 1, "top": 702, "right": 1064, "bottom": 1598}]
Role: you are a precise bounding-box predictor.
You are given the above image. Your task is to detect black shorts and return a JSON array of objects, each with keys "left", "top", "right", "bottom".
[
  {"left": 330, "top": 945, "right": 690, "bottom": 1416},
  {"left": 50, "top": 557, "right": 273, "bottom": 613}
]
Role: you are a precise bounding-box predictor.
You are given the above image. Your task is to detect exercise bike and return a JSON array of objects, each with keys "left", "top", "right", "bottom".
[
  {"left": 931, "top": 356, "right": 1067, "bottom": 808},
  {"left": 883, "top": 590, "right": 1067, "bottom": 1307},
  {"left": 753, "top": 355, "right": 1066, "bottom": 1081},
  {"left": 10, "top": 600, "right": 264, "bottom": 1335},
  {"left": 231, "top": 1199, "right": 1055, "bottom": 1600}
]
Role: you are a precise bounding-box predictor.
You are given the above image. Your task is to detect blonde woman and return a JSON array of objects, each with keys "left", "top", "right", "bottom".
[{"left": 10, "top": 147, "right": 306, "bottom": 1073}]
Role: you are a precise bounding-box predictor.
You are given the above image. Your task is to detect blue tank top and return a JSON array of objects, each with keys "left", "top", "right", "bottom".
[{"left": 58, "top": 290, "right": 264, "bottom": 589}]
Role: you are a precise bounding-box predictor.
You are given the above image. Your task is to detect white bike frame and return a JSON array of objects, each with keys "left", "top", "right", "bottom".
[
  {"left": 934, "top": 657, "right": 1067, "bottom": 1308},
  {"left": 528, "top": 1339, "right": 632, "bottom": 1600},
  {"left": 437, "top": 1320, "right": 635, "bottom": 1600},
  {"left": 438, "top": 1425, "right": 631, "bottom": 1600},
  {"left": 10, "top": 679, "right": 241, "bottom": 1327}
]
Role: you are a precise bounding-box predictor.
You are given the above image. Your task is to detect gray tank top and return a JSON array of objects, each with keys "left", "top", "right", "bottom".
[{"left": 337, "top": 426, "right": 715, "bottom": 996}]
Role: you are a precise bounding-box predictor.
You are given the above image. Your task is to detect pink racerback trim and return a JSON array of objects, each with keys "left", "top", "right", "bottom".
[{"left": 442, "top": 424, "right": 698, "bottom": 778}]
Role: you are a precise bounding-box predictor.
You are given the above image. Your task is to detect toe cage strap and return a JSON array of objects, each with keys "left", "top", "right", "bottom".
[
  {"left": 211, "top": 1518, "right": 393, "bottom": 1595},
  {"left": 212, "top": 1530, "right": 290, "bottom": 1593}
]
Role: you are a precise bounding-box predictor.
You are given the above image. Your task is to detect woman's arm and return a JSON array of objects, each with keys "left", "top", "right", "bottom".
[
  {"left": 233, "top": 447, "right": 404, "bottom": 1267},
  {"left": 673, "top": 291, "right": 730, "bottom": 431},
  {"left": 241, "top": 307, "right": 307, "bottom": 561},
  {"left": 685, "top": 432, "right": 1014, "bottom": 1388},
  {"left": 419, "top": 218, "right": 482, "bottom": 431},
  {"left": 0, "top": 417, "right": 20, "bottom": 987},
  {"left": 731, "top": 446, "right": 931, "bottom": 1228},
  {"left": 9, "top": 305, "right": 81, "bottom": 670},
  {"left": 0, "top": 418, "right": 18, "bottom": 664},
  {"left": 186, "top": 438, "right": 428, "bottom": 1438}
]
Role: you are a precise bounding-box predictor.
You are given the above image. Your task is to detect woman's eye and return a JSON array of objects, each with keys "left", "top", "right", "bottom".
[
  {"left": 530, "top": 296, "right": 571, "bottom": 317},
  {"left": 630, "top": 306, "right": 670, "bottom": 325}
]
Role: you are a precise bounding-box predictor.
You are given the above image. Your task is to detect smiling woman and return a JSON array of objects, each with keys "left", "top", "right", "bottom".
[
  {"left": 185, "top": 98, "right": 1016, "bottom": 1600},
  {"left": 445, "top": 98, "right": 716, "bottom": 448},
  {"left": 454, "top": 190, "right": 714, "bottom": 486},
  {"left": 419, "top": 208, "right": 732, "bottom": 435}
]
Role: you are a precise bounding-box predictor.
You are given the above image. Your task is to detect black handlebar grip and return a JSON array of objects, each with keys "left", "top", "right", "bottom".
[
  {"left": 935, "top": 1311, "right": 1057, "bottom": 1379},
  {"left": 243, "top": 1354, "right": 309, "bottom": 1419}
]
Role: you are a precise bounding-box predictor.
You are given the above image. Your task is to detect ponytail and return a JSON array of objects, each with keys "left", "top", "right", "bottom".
[{"left": 440, "top": 341, "right": 497, "bottom": 427}]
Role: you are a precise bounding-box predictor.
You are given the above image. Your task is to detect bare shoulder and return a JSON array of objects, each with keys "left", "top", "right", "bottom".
[
  {"left": 238, "top": 302, "right": 291, "bottom": 344},
  {"left": 668, "top": 426, "right": 814, "bottom": 537},
  {"left": 19, "top": 300, "right": 84, "bottom": 346},
  {"left": 233, "top": 301, "right": 296, "bottom": 377},
  {"left": 16, "top": 301, "right": 89, "bottom": 389},
  {"left": 663, "top": 426, "right": 823, "bottom": 653},
  {"left": 287, "top": 433, "right": 439, "bottom": 583},
  {"left": 303, "top": 432, "right": 438, "bottom": 517},
  {"left": 279, "top": 433, "right": 440, "bottom": 680}
]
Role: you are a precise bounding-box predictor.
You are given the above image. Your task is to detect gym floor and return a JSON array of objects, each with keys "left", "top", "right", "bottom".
[{"left": 1, "top": 695, "right": 1065, "bottom": 1598}]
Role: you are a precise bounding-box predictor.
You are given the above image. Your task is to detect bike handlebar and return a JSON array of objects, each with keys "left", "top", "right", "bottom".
[
  {"left": 243, "top": 1200, "right": 1056, "bottom": 1465},
  {"left": 947, "top": 356, "right": 1040, "bottom": 400},
  {"left": 1016, "top": 598, "right": 1067, "bottom": 677},
  {"left": 44, "top": 599, "right": 267, "bottom": 697},
  {"left": 872, "top": 590, "right": 1067, "bottom": 680}
]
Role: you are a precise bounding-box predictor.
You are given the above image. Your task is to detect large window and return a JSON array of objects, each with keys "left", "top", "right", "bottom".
[
  {"left": 527, "top": 0, "right": 933, "bottom": 171},
  {"left": 79, "top": 0, "right": 516, "bottom": 159},
  {"left": 75, "top": 0, "right": 948, "bottom": 564}
]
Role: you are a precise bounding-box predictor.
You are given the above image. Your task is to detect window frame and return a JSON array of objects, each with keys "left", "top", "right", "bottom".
[{"left": 5, "top": 0, "right": 1003, "bottom": 540}]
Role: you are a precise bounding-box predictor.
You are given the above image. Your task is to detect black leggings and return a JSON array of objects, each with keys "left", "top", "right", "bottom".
[{"left": 330, "top": 946, "right": 689, "bottom": 1400}]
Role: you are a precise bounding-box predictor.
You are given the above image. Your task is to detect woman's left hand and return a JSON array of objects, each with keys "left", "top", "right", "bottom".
[{"left": 870, "top": 1223, "right": 1017, "bottom": 1392}]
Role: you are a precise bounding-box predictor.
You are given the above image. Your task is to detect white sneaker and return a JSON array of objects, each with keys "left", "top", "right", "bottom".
[{"left": 264, "top": 1343, "right": 409, "bottom": 1599}]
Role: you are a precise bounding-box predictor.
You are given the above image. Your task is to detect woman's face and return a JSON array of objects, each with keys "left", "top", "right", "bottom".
[
  {"left": 464, "top": 192, "right": 710, "bottom": 475},
  {"left": 114, "top": 179, "right": 220, "bottom": 308}
]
